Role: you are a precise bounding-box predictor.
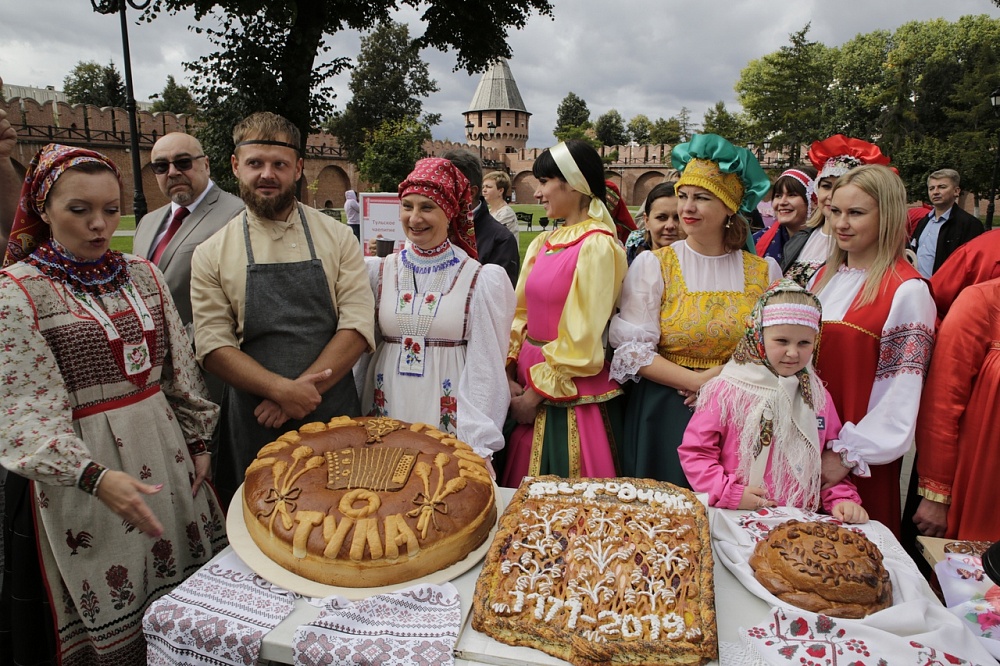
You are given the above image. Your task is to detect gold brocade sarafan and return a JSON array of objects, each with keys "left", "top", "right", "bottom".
[{"left": 655, "top": 246, "right": 771, "bottom": 369}]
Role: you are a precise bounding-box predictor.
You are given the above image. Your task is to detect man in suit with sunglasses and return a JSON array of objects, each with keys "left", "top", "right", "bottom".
[{"left": 135, "top": 132, "right": 244, "bottom": 332}]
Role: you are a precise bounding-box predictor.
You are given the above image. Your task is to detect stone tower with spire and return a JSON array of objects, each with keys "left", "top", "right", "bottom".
[{"left": 464, "top": 59, "right": 530, "bottom": 157}]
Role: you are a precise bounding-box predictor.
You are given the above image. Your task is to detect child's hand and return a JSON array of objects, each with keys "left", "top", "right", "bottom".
[
  {"left": 738, "top": 486, "right": 776, "bottom": 511},
  {"left": 832, "top": 501, "right": 868, "bottom": 524}
]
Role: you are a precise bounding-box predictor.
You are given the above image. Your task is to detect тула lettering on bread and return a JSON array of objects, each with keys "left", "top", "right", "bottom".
[{"left": 242, "top": 416, "right": 496, "bottom": 588}]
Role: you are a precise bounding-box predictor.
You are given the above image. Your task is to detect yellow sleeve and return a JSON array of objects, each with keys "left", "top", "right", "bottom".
[
  {"left": 507, "top": 231, "right": 548, "bottom": 366},
  {"left": 527, "top": 232, "right": 627, "bottom": 400}
]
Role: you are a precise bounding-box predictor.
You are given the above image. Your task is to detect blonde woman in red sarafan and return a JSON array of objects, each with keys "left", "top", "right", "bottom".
[{"left": 809, "top": 164, "right": 935, "bottom": 538}]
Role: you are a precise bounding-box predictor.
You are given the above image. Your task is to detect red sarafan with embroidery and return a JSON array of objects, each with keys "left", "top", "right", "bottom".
[{"left": 749, "top": 519, "right": 892, "bottom": 618}]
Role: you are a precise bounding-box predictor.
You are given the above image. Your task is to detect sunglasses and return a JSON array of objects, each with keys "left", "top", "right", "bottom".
[{"left": 150, "top": 155, "right": 206, "bottom": 175}]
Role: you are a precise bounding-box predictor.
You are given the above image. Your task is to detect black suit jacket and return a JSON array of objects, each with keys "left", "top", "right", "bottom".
[
  {"left": 909, "top": 203, "right": 985, "bottom": 274},
  {"left": 472, "top": 199, "right": 520, "bottom": 285}
]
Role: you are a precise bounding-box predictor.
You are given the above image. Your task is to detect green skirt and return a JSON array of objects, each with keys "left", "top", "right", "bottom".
[{"left": 621, "top": 378, "right": 692, "bottom": 487}]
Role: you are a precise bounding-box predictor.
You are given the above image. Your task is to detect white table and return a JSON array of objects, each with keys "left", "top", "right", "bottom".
[{"left": 255, "top": 487, "right": 771, "bottom": 666}]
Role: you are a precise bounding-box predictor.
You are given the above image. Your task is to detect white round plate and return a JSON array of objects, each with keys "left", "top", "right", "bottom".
[{"left": 226, "top": 483, "right": 499, "bottom": 600}]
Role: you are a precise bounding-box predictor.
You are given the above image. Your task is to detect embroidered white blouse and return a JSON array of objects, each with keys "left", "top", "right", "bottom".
[
  {"left": 363, "top": 243, "right": 515, "bottom": 458},
  {"left": 809, "top": 266, "right": 936, "bottom": 476}
]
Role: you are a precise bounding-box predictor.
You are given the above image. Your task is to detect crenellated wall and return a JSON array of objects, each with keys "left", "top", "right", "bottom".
[{"left": 1, "top": 96, "right": 680, "bottom": 209}]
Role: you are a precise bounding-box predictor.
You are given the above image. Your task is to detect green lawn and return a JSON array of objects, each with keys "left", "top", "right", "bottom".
[
  {"left": 111, "top": 211, "right": 585, "bottom": 263},
  {"left": 111, "top": 215, "right": 136, "bottom": 253}
]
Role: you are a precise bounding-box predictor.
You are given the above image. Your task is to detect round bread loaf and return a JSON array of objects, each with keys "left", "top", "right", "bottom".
[
  {"left": 748, "top": 520, "right": 892, "bottom": 618},
  {"left": 243, "top": 416, "right": 496, "bottom": 587}
]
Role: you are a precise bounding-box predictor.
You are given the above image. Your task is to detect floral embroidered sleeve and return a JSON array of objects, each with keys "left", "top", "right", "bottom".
[
  {"left": 148, "top": 262, "right": 218, "bottom": 456},
  {"left": 829, "top": 279, "right": 936, "bottom": 475},
  {"left": 0, "top": 275, "right": 103, "bottom": 492},
  {"left": 507, "top": 232, "right": 546, "bottom": 367},
  {"left": 456, "top": 265, "right": 516, "bottom": 458}
]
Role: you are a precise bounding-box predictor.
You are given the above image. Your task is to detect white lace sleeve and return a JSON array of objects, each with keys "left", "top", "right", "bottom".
[{"left": 609, "top": 251, "right": 663, "bottom": 383}]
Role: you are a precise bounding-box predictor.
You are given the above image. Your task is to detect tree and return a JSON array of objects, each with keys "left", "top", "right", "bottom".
[
  {"left": 326, "top": 21, "right": 439, "bottom": 164},
  {"left": 702, "top": 102, "right": 746, "bottom": 143},
  {"left": 824, "top": 30, "right": 892, "bottom": 141},
  {"left": 554, "top": 124, "right": 601, "bottom": 148},
  {"left": 64, "top": 60, "right": 126, "bottom": 107},
  {"left": 102, "top": 62, "right": 127, "bottom": 108},
  {"left": 628, "top": 114, "right": 652, "bottom": 144},
  {"left": 142, "top": 0, "right": 554, "bottom": 191},
  {"left": 649, "top": 117, "right": 681, "bottom": 145},
  {"left": 736, "top": 24, "right": 831, "bottom": 159},
  {"left": 593, "top": 109, "right": 627, "bottom": 146},
  {"left": 675, "top": 106, "right": 694, "bottom": 142},
  {"left": 184, "top": 7, "right": 312, "bottom": 194},
  {"left": 358, "top": 117, "right": 432, "bottom": 192},
  {"left": 150, "top": 75, "right": 198, "bottom": 115},
  {"left": 555, "top": 92, "right": 591, "bottom": 137}
]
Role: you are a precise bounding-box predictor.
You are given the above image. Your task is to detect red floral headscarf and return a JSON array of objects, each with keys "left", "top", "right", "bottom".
[
  {"left": 3, "top": 143, "right": 122, "bottom": 267},
  {"left": 398, "top": 158, "right": 477, "bottom": 259}
]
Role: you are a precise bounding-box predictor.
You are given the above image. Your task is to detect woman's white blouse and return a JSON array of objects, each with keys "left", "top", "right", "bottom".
[
  {"left": 809, "top": 266, "right": 936, "bottom": 475},
  {"left": 609, "top": 241, "right": 781, "bottom": 383}
]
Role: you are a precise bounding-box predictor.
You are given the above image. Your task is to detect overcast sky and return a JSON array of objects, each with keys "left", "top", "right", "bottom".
[{"left": 3, "top": 0, "right": 999, "bottom": 148}]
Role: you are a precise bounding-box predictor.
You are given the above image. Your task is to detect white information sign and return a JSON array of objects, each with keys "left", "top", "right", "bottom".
[{"left": 360, "top": 193, "right": 403, "bottom": 256}]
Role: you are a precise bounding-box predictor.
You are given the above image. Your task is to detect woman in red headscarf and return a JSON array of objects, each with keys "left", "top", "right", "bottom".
[
  {"left": 361, "top": 158, "right": 515, "bottom": 470},
  {"left": 0, "top": 144, "right": 226, "bottom": 664}
]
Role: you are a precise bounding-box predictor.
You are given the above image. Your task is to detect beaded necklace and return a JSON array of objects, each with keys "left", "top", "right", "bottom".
[
  {"left": 394, "top": 240, "right": 458, "bottom": 377},
  {"left": 28, "top": 240, "right": 155, "bottom": 387},
  {"left": 26, "top": 239, "right": 129, "bottom": 296}
]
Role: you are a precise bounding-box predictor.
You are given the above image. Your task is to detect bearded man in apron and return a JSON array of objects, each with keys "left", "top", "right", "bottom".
[{"left": 191, "top": 112, "right": 375, "bottom": 509}]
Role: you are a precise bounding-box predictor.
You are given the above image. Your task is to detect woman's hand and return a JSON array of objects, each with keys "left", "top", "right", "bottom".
[
  {"left": 832, "top": 501, "right": 868, "bottom": 524},
  {"left": 191, "top": 453, "right": 212, "bottom": 498},
  {"left": 510, "top": 387, "right": 544, "bottom": 424},
  {"left": 96, "top": 470, "right": 164, "bottom": 538},
  {"left": 820, "top": 449, "right": 853, "bottom": 488},
  {"left": 508, "top": 377, "right": 524, "bottom": 400},
  {"left": 678, "top": 366, "right": 723, "bottom": 406},
  {"left": 738, "top": 485, "right": 776, "bottom": 511},
  {"left": 912, "top": 498, "right": 949, "bottom": 537}
]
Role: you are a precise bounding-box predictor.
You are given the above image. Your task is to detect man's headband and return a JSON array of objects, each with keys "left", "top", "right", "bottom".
[{"left": 235, "top": 139, "right": 300, "bottom": 153}]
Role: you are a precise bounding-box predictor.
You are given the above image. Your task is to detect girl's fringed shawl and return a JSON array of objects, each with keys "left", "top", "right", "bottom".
[{"left": 695, "top": 278, "right": 826, "bottom": 510}]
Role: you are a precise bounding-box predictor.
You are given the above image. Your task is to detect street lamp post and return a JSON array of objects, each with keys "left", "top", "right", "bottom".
[
  {"left": 91, "top": 0, "right": 149, "bottom": 221},
  {"left": 465, "top": 120, "right": 496, "bottom": 160},
  {"left": 762, "top": 139, "right": 772, "bottom": 168},
  {"left": 987, "top": 88, "right": 1000, "bottom": 229}
]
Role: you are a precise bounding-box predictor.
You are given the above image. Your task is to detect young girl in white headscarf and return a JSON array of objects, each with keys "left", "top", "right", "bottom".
[{"left": 679, "top": 279, "right": 867, "bottom": 522}]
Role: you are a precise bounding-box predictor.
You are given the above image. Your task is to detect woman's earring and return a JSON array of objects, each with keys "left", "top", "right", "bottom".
[{"left": 725, "top": 215, "right": 732, "bottom": 229}]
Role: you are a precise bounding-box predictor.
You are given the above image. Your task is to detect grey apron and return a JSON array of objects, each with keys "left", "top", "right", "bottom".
[{"left": 214, "top": 205, "right": 361, "bottom": 506}]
